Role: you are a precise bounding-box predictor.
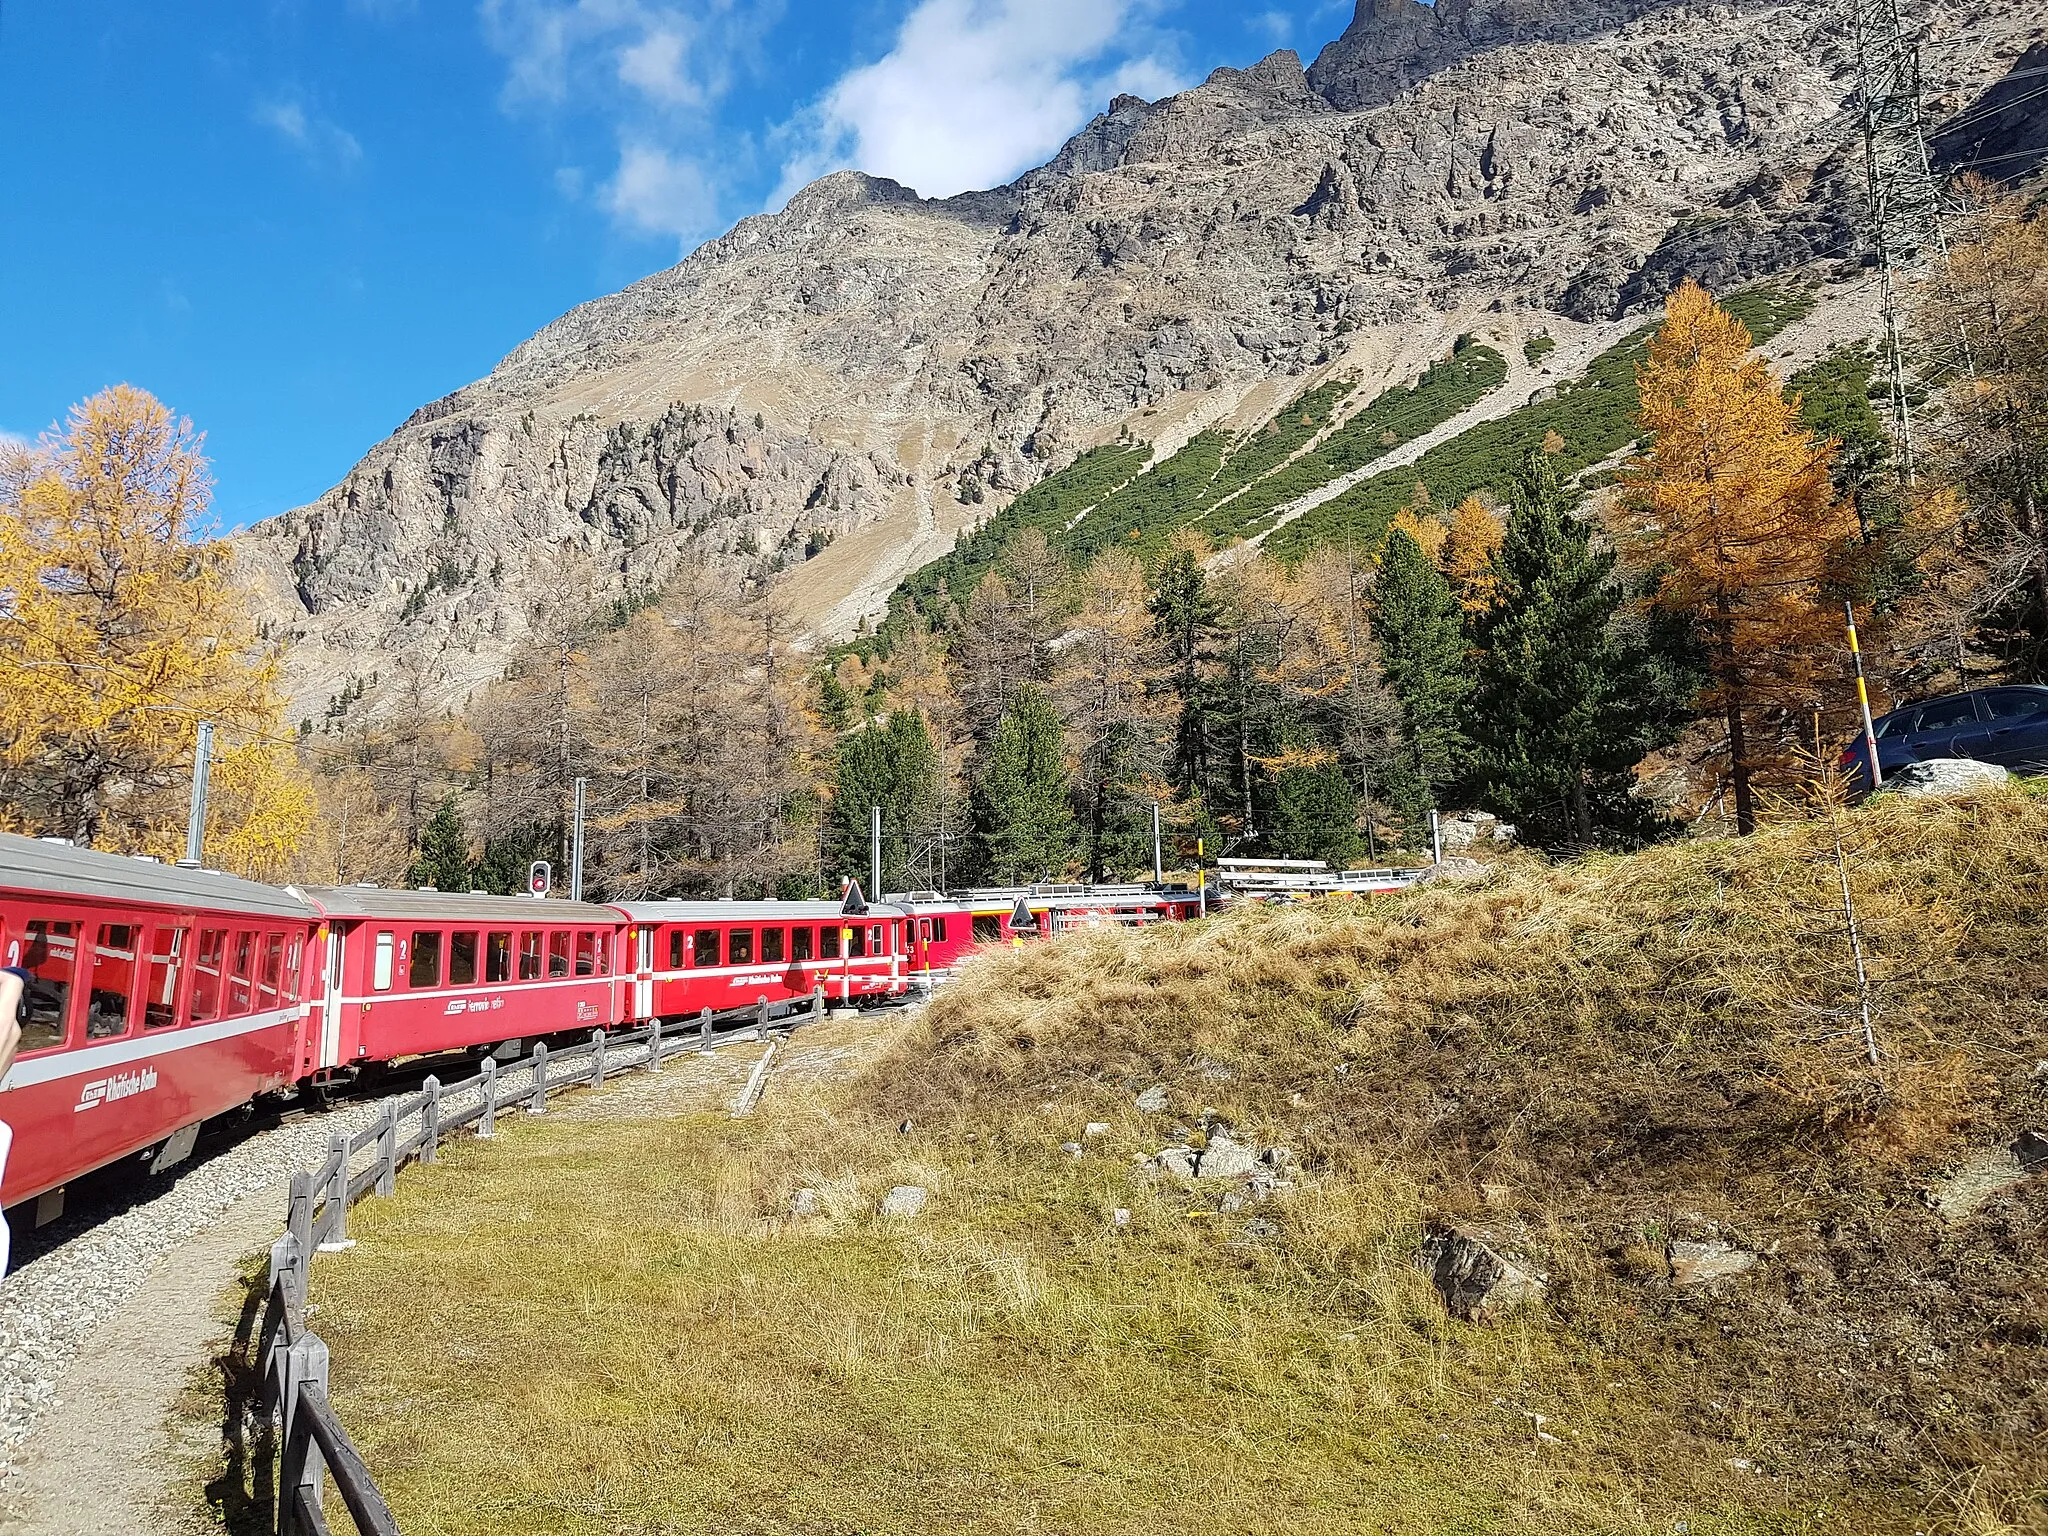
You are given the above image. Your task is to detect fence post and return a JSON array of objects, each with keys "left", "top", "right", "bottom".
[
  {"left": 591, "top": 1028, "right": 608, "bottom": 1090},
  {"left": 287, "top": 1172, "right": 314, "bottom": 1295},
  {"left": 646, "top": 1017, "right": 664, "bottom": 1073},
  {"left": 279, "top": 1333, "right": 332, "bottom": 1534},
  {"left": 320, "top": 1133, "right": 349, "bottom": 1251},
  {"left": 267, "top": 1233, "right": 302, "bottom": 1388},
  {"left": 699, "top": 1007, "right": 713, "bottom": 1050},
  {"left": 755, "top": 997, "right": 770, "bottom": 1042},
  {"left": 529, "top": 1041, "right": 549, "bottom": 1114},
  {"left": 813, "top": 985, "right": 825, "bottom": 1024},
  {"left": 420, "top": 1075, "right": 441, "bottom": 1165},
  {"left": 479, "top": 1055, "right": 498, "bottom": 1139},
  {"left": 375, "top": 1102, "right": 398, "bottom": 1197}
]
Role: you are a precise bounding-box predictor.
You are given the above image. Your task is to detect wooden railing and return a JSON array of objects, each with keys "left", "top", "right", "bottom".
[{"left": 256, "top": 992, "right": 826, "bottom": 1534}]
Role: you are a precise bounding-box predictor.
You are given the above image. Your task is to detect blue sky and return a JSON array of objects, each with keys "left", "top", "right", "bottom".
[{"left": 0, "top": 1, "right": 1354, "bottom": 528}]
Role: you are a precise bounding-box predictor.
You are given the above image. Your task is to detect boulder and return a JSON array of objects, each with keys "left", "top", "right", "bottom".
[
  {"left": 1927, "top": 1132, "right": 2047, "bottom": 1221},
  {"left": 1061, "top": 1141, "right": 1085, "bottom": 1159},
  {"left": 1417, "top": 1223, "right": 1548, "bottom": 1322},
  {"left": 1416, "top": 856, "right": 1488, "bottom": 884},
  {"left": 789, "top": 1188, "right": 821, "bottom": 1219},
  {"left": 1152, "top": 1147, "right": 1198, "bottom": 1179},
  {"left": 1890, "top": 758, "right": 2011, "bottom": 798},
  {"left": 1135, "top": 1084, "right": 1170, "bottom": 1114},
  {"left": 879, "top": 1185, "right": 928, "bottom": 1219},
  {"left": 1197, "top": 1131, "right": 1262, "bottom": 1180},
  {"left": 1668, "top": 1240, "right": 1760, "bottom": 1287},
  {"left": 1084, "top": 1122, "right": 1112, "bottom": 1138}
]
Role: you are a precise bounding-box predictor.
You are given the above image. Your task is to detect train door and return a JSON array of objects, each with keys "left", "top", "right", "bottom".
[
  {"left": 635, "top": 927, "right": 655, "bottom": 1021},
  {"left": 319, "top": 927, "right": 345, "bottom": 1069}
]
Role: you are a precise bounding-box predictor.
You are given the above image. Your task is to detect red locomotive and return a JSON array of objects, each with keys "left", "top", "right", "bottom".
[{"left": 0, "top": 833, "right": 1203, "bottom": 1226}]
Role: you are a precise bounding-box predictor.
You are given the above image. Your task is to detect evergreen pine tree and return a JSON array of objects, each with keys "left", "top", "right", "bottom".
[
  {"left": 408, "top": 797, "right": 473, "bottom": 892},
  {"left": 1468, "top": 455, "right": 1652, "bottom": 848},
  {"left": 969, "top": 685, "right": 1077, "bottom": 883},
  {"left": 1374, "top": 527, "right": 1470, "bottom": 820},
  {"left": 825, "top": 711, "right": 945, "bottom": 894},
  {"left": 1148, "top": 540, "right": 1221, "bottom": 809}
]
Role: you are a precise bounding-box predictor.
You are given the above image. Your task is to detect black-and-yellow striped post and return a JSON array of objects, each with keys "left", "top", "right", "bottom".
[{"left": 1845, "top": 601, "right": 1883, "bottom": 789}]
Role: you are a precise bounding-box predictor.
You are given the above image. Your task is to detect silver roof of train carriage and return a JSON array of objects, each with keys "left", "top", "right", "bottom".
[
  {"left": 0, "top": 833, "right": 320, "bottom": 921},
  {"left": 612, "top": 901, "right": 909, "bottom": 922},
  {"left": 301, "top": 888, "right": 623, "bottom": 924}
]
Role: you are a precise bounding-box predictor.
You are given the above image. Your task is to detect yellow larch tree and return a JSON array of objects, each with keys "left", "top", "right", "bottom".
[
  {"left": 0, "top": 385, "right": 314, "bottom": 867},
  {"left": 1622, "top": 281, "right": 1860, "bottom": 834},
  {"left": 1441, "top": 495, "right": 1506, "bottom": 615}
]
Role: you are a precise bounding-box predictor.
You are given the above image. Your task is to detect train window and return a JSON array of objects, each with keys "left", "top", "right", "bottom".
[
  {"left": 820, "top": 925, "right": 841, "bottom": 959},
  {"left": 193, "top": 929, "right": 226, "bottom": 1021},
  {"left": 847, "top": 925, "right": 866, "bottom": 959},
  {"left": 86, "top": 924, "right": 138, "bottom": 1040},
  {"left": 449, "top": 932, "right": 479, "bottom": 987},
  {"left": 144, "top": 928, "right": 186, "bottom": 1030},
  {"left": 283, "top": 935, "right": 304, "bottom": 1003},
  {"left": 486, "top": 932, "right": 512, "bottom": 984},
  {"left": 518, "top": 931, "right": 542, "bottom": 982},
  {"left": 693, "top": 929, "right": 720, "bottom": 967},
  {"left": 372, "top": 932, "right": 396, "bottom": 992},
  {"left": 791, "top": 926, "right": 814, "bottom": 962},
  {"left": 669, "top": 930, "right": 685, "bottom": 969},
  {"left": 410, "top": 931, "right": 443, "bottom": 989},
  {"left": 870, "top": 924, "right": 887, "bottom": 956},
  {"left": 972, "top": 915, "right": 1002, "bottom": 944},
  {"left": 594, "top": 934, "right": 610, "bottom": 976},
  {"left": 547, "top": 931, "right": 570, "bottom": 979},
  {"left": 729, "top": 929, "right": 755, "bottom": 966},
  {"left": 229, "top": 932, "right": 256, "bottom": 1015},
  {"left": 574, "top": 933, "right": 596, "bottom": 978},
  {"left": 258, "top": 934, "right": 285, "bottom": 1009},
  {"left": 931, "top": 916, "right": 947, "bottom": 943},
  {"left": 761, "top": 928, "right": 786, "bottom": 964},
  {"left": 15, "top": 919, "right": 77, "bottom": 1053}
]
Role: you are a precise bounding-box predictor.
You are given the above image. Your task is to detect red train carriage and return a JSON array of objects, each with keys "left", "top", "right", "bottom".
[
  {"left": 614, "top": 901, "right": 911, "bottom": 1019},
  {"left": 299, "top": 889, "right": 626, "bottom": 1076},
  {"left": 894, "top": 885, "right": 1205, "bottom": 980},
  {"left": 0, "top": 834, "right": 321, "bottom": 1211}
]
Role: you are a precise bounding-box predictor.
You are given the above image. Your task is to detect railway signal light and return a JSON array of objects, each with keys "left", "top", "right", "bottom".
[{"left": 529, "top": 861, "right": 552, "bottom": 899}]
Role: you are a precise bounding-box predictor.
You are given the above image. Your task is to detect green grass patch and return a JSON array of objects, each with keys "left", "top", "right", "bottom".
[
  {"left": 1210, "top": 345, "right": 1510, "bottom": 545},
  {"left": 1268, "top": 287, "right": 1814, "bottom": 562}
]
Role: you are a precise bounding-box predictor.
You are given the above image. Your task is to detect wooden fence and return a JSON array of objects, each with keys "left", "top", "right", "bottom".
[{"left": 256, "top": 992, "right": 826, "bottom": 1535}]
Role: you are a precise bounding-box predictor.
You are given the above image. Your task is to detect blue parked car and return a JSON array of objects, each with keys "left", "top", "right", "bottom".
[{"left": 1841, "top": 685, "right": 2048, "bottom": 792}]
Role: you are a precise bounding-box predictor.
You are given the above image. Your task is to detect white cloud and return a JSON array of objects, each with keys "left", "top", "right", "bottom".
[
  {"left": 605, "top": 142, "right": 716, "bottom": 240},
  {"left": 255, "top": 97, "right": 364, "bottom": 170},
  {"left": 480, "top": 0, "right": 766, "bottom": 247},
  {"left": 776, "top": 0, "right": 1189, "bottom": 204},
  {"left": 1251, "top": 10, "right": 1294, "bottom": 45}
]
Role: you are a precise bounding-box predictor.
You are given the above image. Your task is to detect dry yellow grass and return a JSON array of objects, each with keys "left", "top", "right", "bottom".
[{"left": 284, "top": 788, "right": 2048, "bottom": 1536}]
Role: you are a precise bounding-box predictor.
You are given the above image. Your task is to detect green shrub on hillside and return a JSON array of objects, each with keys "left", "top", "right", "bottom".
[
  {"left": 1269, "top": 286, "right": 1813, "bottom": 562},
  {"left": 1209, "top": 345, "right": 1509, "bottom": 543}
]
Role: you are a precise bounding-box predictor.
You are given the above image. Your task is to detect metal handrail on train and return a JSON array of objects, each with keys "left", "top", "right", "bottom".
[{"left": 255, "top": 990, "right": 827, "bottom": 1534}]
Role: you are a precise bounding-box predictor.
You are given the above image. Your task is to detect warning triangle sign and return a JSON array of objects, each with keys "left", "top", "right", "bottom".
[{"left": 841, "top": 879, "right": 871, "bottom": 916}]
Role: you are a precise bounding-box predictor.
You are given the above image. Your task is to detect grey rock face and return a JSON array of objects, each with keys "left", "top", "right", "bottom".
[
  {"left": 879, "top": 1185, "right": 929, "bottom": 1219},
  {"left": 1197, "top": 1131, "right": 1263, "bottom": 1181},
  {"left": 1418, "top": 1223, "right": 1549, "bottom": 1322},
  {"left": 1134, "top": 1084, "right": 1170, "bottom": 1115},
  {"left": 230, "top": 0, "right": 2036, "bottom": 717},
  {"left": 1926, "top": 1134, "right": 2047, "bottom": 1222},
  {"left": 1668, "top": 1239, "right": 1761, "bottom": 1286},
  {"left": 1151, "top": 1147, "right": 1198, "bottom": 1179},
  {"left": 1889, "top": 759, "right": 2013, "bottom": 798}
]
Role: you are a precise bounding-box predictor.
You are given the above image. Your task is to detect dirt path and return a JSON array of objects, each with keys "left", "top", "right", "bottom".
[{"left": 0, "top": 1176, "right": 286, "bottom": 1536}]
